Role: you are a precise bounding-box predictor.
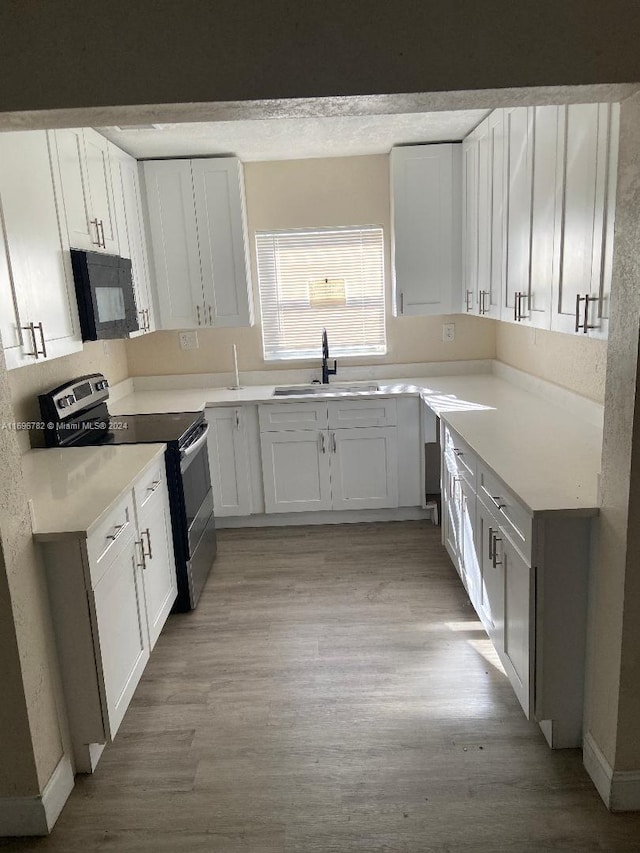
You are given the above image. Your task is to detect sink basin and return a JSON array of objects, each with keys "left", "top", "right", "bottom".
[{"left": 273, "top": 383, "right": 380, "bottom": 397}]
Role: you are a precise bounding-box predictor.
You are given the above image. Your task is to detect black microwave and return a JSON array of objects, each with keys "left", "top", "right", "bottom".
[{"left": 70, "top": 250, "right": 139, "bottom": 341}]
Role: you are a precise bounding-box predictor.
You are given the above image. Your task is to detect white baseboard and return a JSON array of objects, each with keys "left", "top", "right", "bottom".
[
  {"left": 0, "top": 754, "right": 74, "bottom": 837},
  {"left": 217, "top": 506, "right": 431, "bottom": 528},
  {"left": 583, "top": 731, "right": 640, "bottom": 811}
]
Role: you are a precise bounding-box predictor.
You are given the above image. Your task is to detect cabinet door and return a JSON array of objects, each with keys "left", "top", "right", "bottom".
[
  {"left": 0, "top": 130, "right": 82, "bottom": 366},
  {"left": 459, "top": 475, "right": 479, "bottom": 607},
  {"left": 260, "top": 430, "right": 332, "bottom": 513},
  {"left": 391, "top": 144, "right": 459, "bottom": 316},
  {"left": 138, "top": 481, "right": 177, "bottom": 649},
  {"left": 503, "top": 107, "right": 534, "bottom": 322},
  {"left": 191, "top": 158, "right": 253, "bottom": 327},
  {"left": 143, "top": 160, "right": 204, "bottom": 329},
  {"left": 495, "top": 531, "right": 533, "bottom": 718},
  {"left": 552, "top": 104, "right": 610, "bottom": 335},
  {"left": 50, "top": 128, "right": 98, "bottom": 251},
  {"left": 330, "top": 427, "right": 399, "bottom": 511},
  {"left": 477, "top": 501, "right": 504, "bottom": 647},
  {"left": 485, "top": 110, "right": 506, "bottom": 320},
  {"left": 528, "top": 106, "right": 562, "bottom": 329},
  {"left": 89, "top": 535, "right": 150, "bottom": 739},
  {"left": 461, "top": 135, "right": 479, "bottom": 315},
  {"left": 442, "top": 462, "right": 462, "bottom": 579},
  {"left": 206, "top": 407, "right": 252, "bottom": 517},
  {"left": 113, "top": 149, "right": 155, "bottom": 335},
  {"left": 82, "top": 129, "right": 120, "bottom": 254},
  {"left": 0, "top": 208, "right": 31, "bottom": 369}
]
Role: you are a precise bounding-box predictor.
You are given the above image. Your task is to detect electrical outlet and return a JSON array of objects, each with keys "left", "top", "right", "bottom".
[
  {"left": 102, "top": 340, "right": 110, "bottom": 357},
  {"left": 179, "top": 331, "right": 199, "bottom": 350},
  {"left": 442, "top": 323, "right": 455, "bottom": 343}
]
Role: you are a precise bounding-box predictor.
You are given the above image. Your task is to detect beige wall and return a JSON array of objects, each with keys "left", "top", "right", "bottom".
[
  {"left": 9, "top": 340, "right": 129, "bottom": 454},
  {"left": 496, "top": 323, "right": 608, "bottom": 404},
  {"left": 127, "top": 156, "right": 497, "bottom": 375}
]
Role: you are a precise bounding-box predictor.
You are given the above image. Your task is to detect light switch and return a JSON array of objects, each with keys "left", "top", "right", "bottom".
[{"left": 442, "top": 323, "right": 455, "bottom": 342}]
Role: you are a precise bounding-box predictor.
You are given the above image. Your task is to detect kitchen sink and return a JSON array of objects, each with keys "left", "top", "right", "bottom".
[{"left": 273, "top": 383, "right": 380, "bottom": 396}]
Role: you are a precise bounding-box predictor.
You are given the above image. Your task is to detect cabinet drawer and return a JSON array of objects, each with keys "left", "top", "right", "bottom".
[
  {"left": 134, "top": 456, "right": 166, "bottom": 516},
  {"left": 477, "top": 461, "right": 532, "bottom": 563},
  {"left": 87, "top": 491, "right": 136, "bottom": 586},
  {"left": 328, "top": 398, "right": 397, "bottom": 428},
  {"left": 259, "top": 402, "right": 328, "bottom": 432},
  {"left": 442, "top": 423, "right": 477, "bottom": 487}
]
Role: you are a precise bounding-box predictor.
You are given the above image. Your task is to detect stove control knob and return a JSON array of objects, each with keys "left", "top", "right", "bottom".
[
  {"left": 57, "top": 397, "right": 67, "bottom": 409},
  {"left": 66, "top": 395, "right": 76, "bottom": 405}
]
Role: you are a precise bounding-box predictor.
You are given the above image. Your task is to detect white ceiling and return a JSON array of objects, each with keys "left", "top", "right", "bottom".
[{"left": 99, "top": 109, "right": 489, "bottom": 162}]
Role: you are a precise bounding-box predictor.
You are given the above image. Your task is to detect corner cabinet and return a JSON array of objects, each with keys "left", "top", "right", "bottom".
[
  {"left": 41, "top": 455, "right": 176, "bottom": 773},
  {"left": 111, "top": 146, "right": 156, "bottom": 335},
  {"left": 390, "top": 144, "right": 462, "bottom": 316},
  {"left": 0, "top": 130, "right": 83, "bottom": 369},
  {"left": 143, "top": 157, "right": 254, "bottom": 330}
]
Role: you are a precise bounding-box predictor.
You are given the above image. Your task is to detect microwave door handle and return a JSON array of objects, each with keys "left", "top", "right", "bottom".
[{"left": 181, "top": 423, "right": 210, "bottom": 458}]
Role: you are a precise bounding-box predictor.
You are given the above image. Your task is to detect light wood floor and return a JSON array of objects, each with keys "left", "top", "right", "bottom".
[{"left": 4, "top": 521, "right": 640, "bottom": 851}]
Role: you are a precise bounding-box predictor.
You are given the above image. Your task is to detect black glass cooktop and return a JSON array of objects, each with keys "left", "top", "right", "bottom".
[{"left": 101, "top": 412, "right": 202, "bottom": 446}]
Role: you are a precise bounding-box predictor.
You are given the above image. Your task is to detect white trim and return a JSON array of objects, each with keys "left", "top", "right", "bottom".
[
  {"left": 0, "top": 754, "right": 74, "bottom": 837},
  {"left": 583, "top": 731, "right": 640, "bottom": 812},
  {"left": 217, "top": 506, "right": 430, "bottom": 528},
  {"left": 492, "top": 361, "right": 604, "bottom": 429},
  {"left": 130, "top": 359, "right": 494, "bottom": 392}
]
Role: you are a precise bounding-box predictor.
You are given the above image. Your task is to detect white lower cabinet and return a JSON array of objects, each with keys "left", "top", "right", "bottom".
[
  {"left": 440, "top": 421, "right": 590, "bottom": 748},
  {"left": 259, "top": 400, "right": 401, "bottom": 515},
  {"left": 42, "top": 455, "right": 176, "bottom": 773},
  {"left": 206, "top": 406, "right": 257, "bottom": 516}
]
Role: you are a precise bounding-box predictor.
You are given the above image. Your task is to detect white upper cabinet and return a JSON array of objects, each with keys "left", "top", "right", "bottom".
[
  {"left": 0, "top": 131, "right": 82, "bottom": 369},
  {"left": 527, "top": 106, "right": 562, "bottom": 329},
  {"left": 191, "top": 158, "right": 253, "bottom": 327},
  {"left": 503, "top": 107, "right": 534, "bottom": 323},
  {"left": 552, "top": 103, "right": 618, "bottom": 338},
  {"left": 51, "top": 127, "right": 120, "bottom": 254},
  {"left": 391, "top": 144, "right": 461, "bottom": 316},
  {"left": 111, "top": 146, "right": 155, "bottom": 335},
  {"left": 143, "top": 157, "right": 254, "bottom": 330}
]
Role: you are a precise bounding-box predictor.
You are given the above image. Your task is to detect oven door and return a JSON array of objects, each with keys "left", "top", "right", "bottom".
[{"left": 180, "top": 423, "right": 214, "bottom": 557}]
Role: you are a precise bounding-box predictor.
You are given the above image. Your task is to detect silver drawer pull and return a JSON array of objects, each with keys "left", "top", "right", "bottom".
[
  {"left": 491, "top": 495, "right": 507, "bottom": 510},
  {"left": 107, "top": 522, "right": 127, "bottom": 541},
  {"left": 491, "top": 532, "right": 503, "bottom": 568},
  {"left": 143, "top": 528, "right": 153, "bottom": 560},
  {"left": 135, "top": 539, "right": 147, "bottom": 570},
  {"left": 147, "top": 480, "right": 161, "bottom": 493},
  {"left": 453, "top": 448, "right": 464, "bottom": 456}
]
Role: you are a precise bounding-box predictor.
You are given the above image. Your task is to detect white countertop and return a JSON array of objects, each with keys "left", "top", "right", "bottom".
[
  {"left": 110, "top": 375, "right": 603, "bottom": 517},
  {"left": 22, "top": 444, "right": 166, "bottom": 540}
]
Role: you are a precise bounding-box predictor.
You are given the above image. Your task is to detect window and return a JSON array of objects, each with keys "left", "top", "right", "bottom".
[{"left": 256, "top": 226, "right": 386, "bottom": 361}]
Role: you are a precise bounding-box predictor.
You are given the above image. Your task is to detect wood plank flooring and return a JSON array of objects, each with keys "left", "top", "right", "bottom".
[{"left": 3, "top": 521, "right": 640, "bottom": 851}]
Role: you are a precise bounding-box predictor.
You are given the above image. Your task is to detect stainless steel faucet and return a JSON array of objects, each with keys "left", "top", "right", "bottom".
[{"left": 321, "top": 328, "right": 337, "bottom": 384}]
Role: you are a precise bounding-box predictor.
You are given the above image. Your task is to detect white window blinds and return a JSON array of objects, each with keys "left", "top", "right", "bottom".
[{"left": 256, "top": 226, "right": 386, "bottom": 361}]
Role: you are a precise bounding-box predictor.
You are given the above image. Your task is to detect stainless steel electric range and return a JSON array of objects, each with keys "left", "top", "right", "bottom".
[{"left": 38, "top": 373, "right": 216, "bottom": 611}]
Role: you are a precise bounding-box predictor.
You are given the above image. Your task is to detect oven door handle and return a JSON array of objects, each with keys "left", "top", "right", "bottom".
[{"left": 181, "top": 423, "right": 210, "bottom": 459}]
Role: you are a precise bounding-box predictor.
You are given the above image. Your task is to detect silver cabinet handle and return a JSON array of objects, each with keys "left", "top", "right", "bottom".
[
  {"left": 399, "top": 291, "right": 404, "bottom": 314},
  {"left": 491, "top": 495, "right": 507, "bottom": 510},
  {"left": 208, "top": 304, "right": 213, "bottom": 325},
  {"left": 90, "top": 218, "right": 101, "bottom": 246},
  {"left": 107, "top": 522, "right": 127, "bottom": 542},
  {"left": 196, "top": 305, "right": 201, "bottom": 326},
  {"left": 466, "top": 289, "right": 473, "bottom": 312},
  {"left": 331, "top": 432, "right": 337, "bottom": 453},
  {"left": 34, "top": 322, "right": 46, "bottom": 358},
  {"left": 491, "top": 532, "right": 503, "bottom": 568},
  {"left": 453, "top": 448, "right": 463, "bottom": 457},
  {"left": 143, "top": 527, "right": 153, "bottom": 560},
  {"left": 21, "top": 322, "right": 39, "bottom": 358},
  {"left": 576, "top": 294, "right": 598, "bottom": 334},
  {"left": 235, "top": 409, "right": 240, "bottom": 429},
  {"left": 98, "top": 220, "right": 106, "bottom": 248},
  {"left": 319, "top": 432, "right": 326, "bottom": 454},
  {"left": 136, "top": 539, "right": 147, "bottom": 570},
  {"left": 488, "top": 526, "right": 494, "bottom": 561},
  {"left": 146, "top": 479, "right": 161, "bottom": 493}
]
